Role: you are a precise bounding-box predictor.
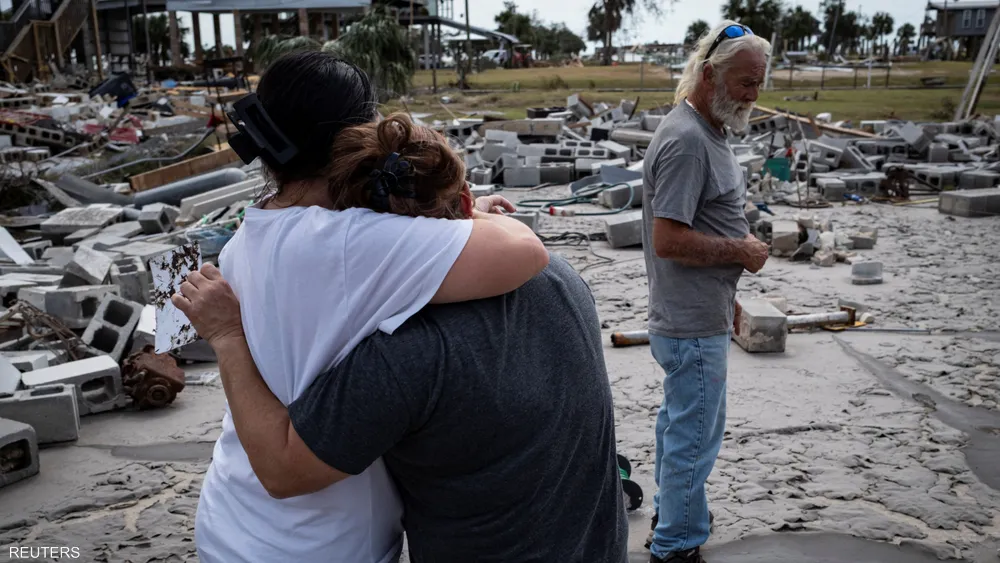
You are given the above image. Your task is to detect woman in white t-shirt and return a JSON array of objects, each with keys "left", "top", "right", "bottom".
[{"left": 194, "top": 52, "right": 549, "bottom": 563}]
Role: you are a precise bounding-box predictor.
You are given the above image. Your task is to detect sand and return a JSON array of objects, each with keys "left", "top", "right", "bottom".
[{"left": 1, "top": 194, "right": 998, "bottom": 562}]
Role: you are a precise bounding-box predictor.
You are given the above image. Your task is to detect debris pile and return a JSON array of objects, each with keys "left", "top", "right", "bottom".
[
  {"left": 1, "top": 133, "right": 262, "bottom": 488},
  {"left": 432, "top": 93, "right": 999, "bottom": 265}
]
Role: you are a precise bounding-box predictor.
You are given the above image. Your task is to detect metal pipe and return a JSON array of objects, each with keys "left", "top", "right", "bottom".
[
  {"left": 786, "top": 311, "right": 851, "bottom": 329},
  {"left": 133, "top": 168, "right": 249, "bottom": 207},
  {"left": 611, "top": 331, "right": 649, "bottom": 348},
  {"left": 610, "top": 128, "right": 655, "bottom": 147}
]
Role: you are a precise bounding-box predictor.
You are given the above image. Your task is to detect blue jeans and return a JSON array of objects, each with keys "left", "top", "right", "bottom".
[{"left": 649, "top": 332, "right": 730, "bottom": 557}]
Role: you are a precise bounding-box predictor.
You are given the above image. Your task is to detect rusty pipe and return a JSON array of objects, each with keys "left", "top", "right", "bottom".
[{"left": 611, "top": 330, "right": 650, "bottom": 347}]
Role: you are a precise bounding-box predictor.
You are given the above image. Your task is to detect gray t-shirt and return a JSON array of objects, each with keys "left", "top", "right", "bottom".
[
  {"left": 641, "top": 101, "right": 750, "bottom": 339},
  {"left": 289, "top": 253, "right": 628, "bottom": 563}
]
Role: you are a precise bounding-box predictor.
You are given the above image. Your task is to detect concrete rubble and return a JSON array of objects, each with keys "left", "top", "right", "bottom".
[{"left": 0, "top": 70, "right": 261, "bottom": 488}]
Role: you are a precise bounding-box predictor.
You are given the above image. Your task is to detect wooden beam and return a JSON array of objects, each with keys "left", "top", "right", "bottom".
[
  {"left": 168, "top": 11, "right": 181, "bottom": 65},
  {"left": 754, "top": 105, "right": 876, "bottom": 138},
  {"left": 128, "top": 148, "right": 240, "bottom": 192}
]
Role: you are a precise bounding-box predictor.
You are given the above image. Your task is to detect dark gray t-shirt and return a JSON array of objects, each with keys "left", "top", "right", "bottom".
[
  {"left": 289, "top": 254, "right": 628, "bottom": 563},
  {"left": 641, "top": 101, "right": 750, "bottom": 339}
]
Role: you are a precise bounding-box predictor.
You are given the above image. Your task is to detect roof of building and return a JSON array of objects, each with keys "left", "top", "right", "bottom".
[{"left": 927, "top": 0, "right": 1000, "bottom": 10}]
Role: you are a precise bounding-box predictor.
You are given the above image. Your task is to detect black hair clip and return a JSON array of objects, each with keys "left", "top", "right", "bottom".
[
  {"left": 368, "top": 152, "right": 417, "bottom": 211},
  {"left": 227, "top": 93, "right": 299, "bottom": 166}
]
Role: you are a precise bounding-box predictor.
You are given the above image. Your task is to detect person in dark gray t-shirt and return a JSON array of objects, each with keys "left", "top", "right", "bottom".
[{"left": 287, "top": 253, "right": 627, "bottom": 562}]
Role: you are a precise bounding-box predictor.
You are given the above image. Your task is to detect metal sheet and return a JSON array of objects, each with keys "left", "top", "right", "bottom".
[{"left": 149, "top": 243, "right": 202, "bottom": 354}]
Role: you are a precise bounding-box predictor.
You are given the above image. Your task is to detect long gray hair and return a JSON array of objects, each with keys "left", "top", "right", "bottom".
[{"left": 674, "top": 20, "right": 772, "bottom": 102}]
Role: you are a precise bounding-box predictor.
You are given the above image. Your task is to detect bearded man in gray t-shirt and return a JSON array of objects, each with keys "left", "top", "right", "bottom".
[{"left": 640, "top": 21, "right": 772, "bottom": 563}]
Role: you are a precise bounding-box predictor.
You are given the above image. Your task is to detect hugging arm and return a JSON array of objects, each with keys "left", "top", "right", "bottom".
[
  {"left": 172, "top": 265, "right": 348, "bottom": 499},
  {"left": 431, "top": 206, "right": 549, "bottom": 304}
]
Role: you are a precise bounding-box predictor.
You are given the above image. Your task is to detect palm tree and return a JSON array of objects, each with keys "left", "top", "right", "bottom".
[
  {"left": 781, "top": 6, "right": 819, "bottom": 51},
  {"left": 252, "top": 35, "right": 322, "bottom": 68},
  {"left": 684, "top": 20, "right": 709, "bottom": 47},
  {"left": 323, "top": 5, "right": 415, "bottom": 101},
  {"left": 896, "top": 22, "right": 916, "bottom": 56},
  {"left": 870, "top": 12, "right": 894, "bottom": 59},
  {"left": 720, "top": 0, "right": 784, "bottom": 47},
  {"left": 132, "top": 13, "right": 191, "bottom": 66}
]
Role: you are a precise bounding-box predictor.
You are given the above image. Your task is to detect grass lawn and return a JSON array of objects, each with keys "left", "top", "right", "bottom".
[
  {"left": 383, "top": 87, "right": 1000, "bottom": 126},
  {"left": 412, "top": 61, "right": 996, "bottom": 91}
]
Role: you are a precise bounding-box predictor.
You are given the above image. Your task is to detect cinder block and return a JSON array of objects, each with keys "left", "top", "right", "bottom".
[
  {"left": 21, "top": 356, "right": 127, "bottom": 416},
  {"left": 114, "top": 241, "right": 179, "bottom": 264},
  {"left": 60, "top": 246, "right": 113, "bottom": 287},
  {"left": 841, "top": 145, "right": 875, "bottom": 171},
  {"left": 597, "top": 180, "right": 643, "bottom": 209},
  {"left": 20, "top": 240, "right": 51, "bottom": 260},
  {"left": 591, "top": 158, "right": 627, "bottom": 174},
  {"left": 0, "top": 417, "right": 39, "bottom": 487},
  {"left": 516, "top": 144, "right": 561, "bottom": 158},
  {"left": 481, "top": 142, "right": 517, "bottom": 162},
  {"left": 597, "top": 140, "right": 632, "bottom": 161},
  {"left": 2, "top": 351, "right": 52, "bottom": 372},
  {"left": 41, "top": 247, "right": 74, "bottom": 268},
  {"left": 575, "top": 158, "right": 604, "bottom": 179},
  {"left": 733, "top": 298, "right": 787, "bottom": 353},
  {"left": 808, "top": 141, "right": 843, "bottom": 168},
  {"left": 843, "top": 173, "right": 886, "bottom": 197},
  {"left": 0, "top": 356, "right": 18, "bottom": 397},
  {"left": 469, "top": 166, "right": 493, "bottom": 185},
  {"left": 959, "top": 170, "right": 1000, "bottom": 190},
  {"left": 538, "top": 162, "right": 573, "bottom": 185},
  {"left": 603, "top": 210, "right": 644, "bottom": 249},
  {"left": 178, "top": 179, "right": 261, "bottom": 223},
  {"left": 100, "top": 221, "right": 143, "bottom": 238},
  {"left": 469, "top": 184, "right": 495, "bottom": 198},
  {"left": 16, "top": 284, "right": 119, "bottom": 329},
  {"left": 816, "top": 178, "right": 846, "bottom": 201},
  {"left": 503, "top": 164, "right": 541, "bottom": 187},
  {"left": 138, "top": 203, "right": 180, "bottom": 234},
  {"left": 928, "top": 143, "right": 950, "bottom": 163},
  {"left": 80, "top": 294, "right": 143, "bottom": 361},
  {"left": 40, "top": 205, "right": 124, "bottom": 235},
  {"left": 939, "top": 187, "right": 1000, "bottom": 218},
  {"left": 509, "top": 211, "right": 539, "bottom": 232},
  {"left": 771, "top": 221, "right": 800, "bottom": 252},
  {"left": 851, "top": 261, "right": 883, "bottom": 285},
  {"left": 0, "top": 384, "right": 79, "bottom": 444},
  {"left": 849, "top": 228, "right": 878, "bottom": 250},
  {"left": 110, "top": 256, "right": 150, "bottom": 305}
]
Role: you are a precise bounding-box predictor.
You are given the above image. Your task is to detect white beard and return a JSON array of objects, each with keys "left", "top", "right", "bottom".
[{"left": 710, "top": 80, "right": 754, "bottom": 132}]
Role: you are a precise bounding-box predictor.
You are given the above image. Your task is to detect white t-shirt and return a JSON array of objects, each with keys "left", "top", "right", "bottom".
[{"left": 195, "top": 205, "right": 473, "bottom": 563}]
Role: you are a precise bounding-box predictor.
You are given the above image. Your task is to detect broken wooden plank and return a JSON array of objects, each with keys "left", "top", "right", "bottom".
[
  {"left": 755, "top": 105, "right": 876, "bottom": 138},
  {"left": 128, "top": 148, "right": 240, "bottom": 192}
]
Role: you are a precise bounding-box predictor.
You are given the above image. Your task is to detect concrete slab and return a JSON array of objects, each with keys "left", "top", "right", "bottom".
[{"left": 0, "top": 384, "right": 79, "bottom": 444}]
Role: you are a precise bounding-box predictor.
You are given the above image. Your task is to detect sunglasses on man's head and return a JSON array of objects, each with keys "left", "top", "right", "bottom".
[{"left": 704, "top": 24, "right": 754, "bottom": 61}]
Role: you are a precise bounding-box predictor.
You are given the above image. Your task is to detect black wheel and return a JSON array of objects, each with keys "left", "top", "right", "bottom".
[
  {"left": 616, "top": 454, "right": 632, "bottom": 478},
  {"left": 621, "top": 479, "right": 644, "bottom": 511}
]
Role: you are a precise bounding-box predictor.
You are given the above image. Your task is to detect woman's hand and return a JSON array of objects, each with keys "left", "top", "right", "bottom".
[
  {"left": 171, "top": 263, "right": 245, "bottom": 349},
  {"left": 474, "top": 195, "right": 517, "bottom": 215}
]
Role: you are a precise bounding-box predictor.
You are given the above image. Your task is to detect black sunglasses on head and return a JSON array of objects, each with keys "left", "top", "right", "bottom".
[{"left": 704, "top": 24, "right": 754, "bottom": 61}]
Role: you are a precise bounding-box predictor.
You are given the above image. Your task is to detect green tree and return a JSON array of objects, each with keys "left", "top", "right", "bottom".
[
  {"left": 721, "top": 0, "right": 784, "bottom": 45},
  {"left": 871, "top": 11, "right": 894, "bottom": 58},
  {"left": 684, "top": 20, "right": 709, "bottom": 47},
  {"left": 896, "top": 22, "right": 916, "bottom": 55},
  {"left": 252, "top": 35, "right": 322, "bottom": 68},
  {"left": 781, "top": 6, "right": 819, "bottom": 51},
  {"left": 323, "top": 5, "right": 415, "bottom": 101},
  {"left": 588, "top": 0, "right": 669, "bottom": 66},
  {"left": 819, "top": 1, "right": 863, "bottom": 58},
  {"left": 495, "top": 1, "right": 534, "bottom": 42},
  {"left": 132, "top": 13, "right": 191, "bottom": 66}
]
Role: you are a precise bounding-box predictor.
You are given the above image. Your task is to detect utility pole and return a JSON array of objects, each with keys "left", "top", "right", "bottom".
[
  {"left": 463, "top": 0, "right": 471, "bottom": 89},
  {"left": 141, "top": 0, "right": 152, "bottom": 83},
  {"left": 826, "top": 0, "right": 842, "bottom": 63}
]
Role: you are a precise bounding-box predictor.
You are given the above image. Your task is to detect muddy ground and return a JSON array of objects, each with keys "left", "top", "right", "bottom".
[{"left": 1, "top": 195, "right": 998, "bottom": 562}]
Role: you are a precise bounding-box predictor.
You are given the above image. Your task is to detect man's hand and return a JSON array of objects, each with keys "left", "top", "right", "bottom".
[
  {"left": 171, "top": 263, "right": 245, "bottom": 349},
  {"left": 741, "top": 233, "right": 770, "bottom": 274},
  {"left": 475, "top": 195, "right": 517, "bottom": 215}
]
